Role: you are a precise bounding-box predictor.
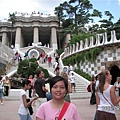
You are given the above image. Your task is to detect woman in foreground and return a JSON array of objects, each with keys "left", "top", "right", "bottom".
[
  {"left": 36, "top": 76, "right": 81, "bottom": 120},
  {"left": 96, "top": 70, "right": 120, "bottom": 120}
]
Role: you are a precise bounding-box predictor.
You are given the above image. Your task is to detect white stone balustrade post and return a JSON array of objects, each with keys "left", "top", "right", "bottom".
[
  {"left": 76, "top": 42, "right": 79, "bottom": 51},
  {"left": 104, "top": 32, "right": 107, "bottom": 44},
  {"left": 72, "top": 44, "right": 75, "bottom": 53},
  {"left": 90, "top": 36, "right": 94, "bottom": 48},
  {"left": 113, "top": 30, "right": 119, "bottom": 43},
  {"left": 80, "top": 40, "right": 83, "bottom": 51},
  {"left": 84, "top": 38, "right": 89, "bottom": 49},
  {"left": 33, "top": 27, "right": 39, "bottom": 45}
]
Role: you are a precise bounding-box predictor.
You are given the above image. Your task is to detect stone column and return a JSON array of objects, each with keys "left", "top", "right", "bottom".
[
  {"left": 2, "top": 32, "right": 7, "bottom": 45},
  {"left": 15, "top": 27, "right": 21, "bottom": 49},
  {"left": 33, "top": 27, "right": 39, "bottom": 45},
  {"left": 50, "top": 27, "right": 58, "bottom": 50}
]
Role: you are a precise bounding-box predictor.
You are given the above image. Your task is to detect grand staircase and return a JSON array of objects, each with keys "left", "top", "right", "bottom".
[{"left": 5, "top": 46, "right": 91, "bottom": 99}]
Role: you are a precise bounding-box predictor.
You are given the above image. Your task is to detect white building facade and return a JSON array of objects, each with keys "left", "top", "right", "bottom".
[{"left": 0, "top": 14, "right": 59, "bottom": 50}]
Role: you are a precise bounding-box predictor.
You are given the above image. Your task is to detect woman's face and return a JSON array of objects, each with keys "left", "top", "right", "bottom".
[
  {"left": 106, "top": 71, "right": 112, "bottom": 82},
  {"left": 51, "top": 81, "right": 66, "bottom": 100},
  {"left": 26, "top": 83, "right": 31, "bottom": 90}
]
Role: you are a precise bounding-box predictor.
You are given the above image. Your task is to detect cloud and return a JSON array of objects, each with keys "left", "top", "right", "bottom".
[
  {"left": 0, "top": 0, "right": 65, "bottom": 20},
  {"left": 106, "top": 0, "right": 111, "bottom": 5},
  {"left": 118, "top": 0, "right": 120, "bottom": 5}
]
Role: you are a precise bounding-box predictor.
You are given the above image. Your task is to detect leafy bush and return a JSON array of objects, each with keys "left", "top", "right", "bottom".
[
  {"left": 17, "top": 58, "right": 49, "bottom": 78},
  {"left": 56, "top": 49, "right": 64, "bottom": 56},
  {"left": 74, "top": 68, "right": 92, "bottom": 81}
]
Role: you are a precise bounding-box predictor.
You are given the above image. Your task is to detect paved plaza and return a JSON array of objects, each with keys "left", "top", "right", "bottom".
[{"left": 0, "top": 98, "right": 120, "bottom": 120}]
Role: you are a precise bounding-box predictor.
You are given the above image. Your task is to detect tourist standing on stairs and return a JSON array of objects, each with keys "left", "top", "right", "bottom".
[
  {"left": 68, "top": 64, "right": 73, "bottom": 75},
  {"left": 41, "top": 52, "right": 45, "bottom": 64},
  {"left": 34, "top": 70, "right": 48, "bottom": 111},
  {"left": 54, "top": 64, "right": 60, "bottom": 76},
  {"left": 18, "top": 79, "right": 38, "bottom": 120},
  {"left": 47, "top": 55, "right": 52, "bottom": 67},
  {"left": 69, "top": 72, "right": 76, "bottom": 92},
  {"left": 55, "top": 53, "right": 59, "bottom": 63}
]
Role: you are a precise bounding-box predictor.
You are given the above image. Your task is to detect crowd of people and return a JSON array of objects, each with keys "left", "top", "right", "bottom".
[
  {"left": 17, "top": 69, "right": 81, "bottom": 120},
  {"left": 1, "top": 50, "right": 120, "bottom": 120},
  {"left": 16, "top": 51, "right": 80, "bottom": 120}
]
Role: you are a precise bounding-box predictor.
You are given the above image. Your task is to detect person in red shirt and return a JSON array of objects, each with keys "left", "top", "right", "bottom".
[{"left": 47, "top": 55, "right": 52, "bottom": 67}]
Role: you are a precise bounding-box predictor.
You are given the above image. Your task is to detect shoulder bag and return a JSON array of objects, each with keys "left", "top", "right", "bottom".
[
  {"left": 102, "top": 94, "right": 114, "bottom": 110},
  {"left": 58, "top": 102, "right": 70, "bottom": 120},
  {"left": 26, "top": 99, "right": 34, "bottom": 115}
]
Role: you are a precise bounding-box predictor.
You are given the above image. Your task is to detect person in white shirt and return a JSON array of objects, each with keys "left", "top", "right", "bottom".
[
  {"left": 114, "top": 77, "right": 120, "bottom": 97},
  {"left": 53, "top": 60, "right": 58, "bottom": 69},
  {"left": 68, "top": 64, "right": 73, "bottom": 75},
  {"left": 96, "top": 70, "right": 120, "bottom": 120},
  {"left": 95, "top": 75, "right": 99, "bottom": 91},
  {"left": 18, "top": 79, "right": 38, "bottom": 120},
  {"left": 69, "top": 72, "right": 76, "bottom": 92}
]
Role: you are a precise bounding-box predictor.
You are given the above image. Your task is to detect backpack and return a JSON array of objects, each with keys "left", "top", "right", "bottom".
[{"left": 87, "top": 84, "right": 91, "bottom": 92}]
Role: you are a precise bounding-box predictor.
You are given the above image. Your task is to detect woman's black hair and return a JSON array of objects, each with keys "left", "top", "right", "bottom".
[
  {"left": 36, "top": 70, "right": 42, "bottom": 77},
  {"left": 0, "top": 76, "right": 2, "bottom": 80},
  {"left": 22, "top": 79, "right": 31, "bottom": 87},
  {"left": 50, "top": 76, "right": 68, "bottom": 93}
]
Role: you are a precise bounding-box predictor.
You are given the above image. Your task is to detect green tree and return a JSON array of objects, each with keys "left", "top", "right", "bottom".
[
  {"left": 113, "top": 18, "right": 120, "bottom": 39},
  {"left": 99, "top": 11, "right": 114, "bottom": 30}
]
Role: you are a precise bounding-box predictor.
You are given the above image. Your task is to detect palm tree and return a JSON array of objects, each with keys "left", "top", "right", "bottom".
[{"left": 8, "top": 13, "right": 16, "bottom": 47}]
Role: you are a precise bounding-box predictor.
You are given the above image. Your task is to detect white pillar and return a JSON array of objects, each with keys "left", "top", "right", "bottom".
[
  {"left": 2, "top": 32, "right": 7, "bottom": 45},
  {"left": 33, "top": 27, "right": 39, "bottom": 45},
  {"left": 15, "top": 27, "right": 21, "bottom": 49},
  {"left": 50, "top": 27, "right": 58, "bottom": 50}
]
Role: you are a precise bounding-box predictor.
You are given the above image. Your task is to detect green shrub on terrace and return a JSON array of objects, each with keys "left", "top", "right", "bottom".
[
  {"left": 74, "top": 68, "right": 92, "bottom": 81},
  {"left": 17, "top": 58, "right": 49, "bottom": 78},
  {"left": 56, "top": 49, "right": 64, "bottom": 56}
]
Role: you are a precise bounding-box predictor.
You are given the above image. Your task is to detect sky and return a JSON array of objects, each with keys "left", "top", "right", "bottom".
[{"left": 0, "top": 0, "right": 120, "bottom": 23}]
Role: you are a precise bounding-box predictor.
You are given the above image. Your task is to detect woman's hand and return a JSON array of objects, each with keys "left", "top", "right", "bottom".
[{"left": 33, "top": 96, "right": 39, "bottom": 101}]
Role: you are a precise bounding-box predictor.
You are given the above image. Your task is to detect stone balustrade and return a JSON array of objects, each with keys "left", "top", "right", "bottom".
[{"left": 64, "top": 30, "right": 120, "bottom": 58}]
